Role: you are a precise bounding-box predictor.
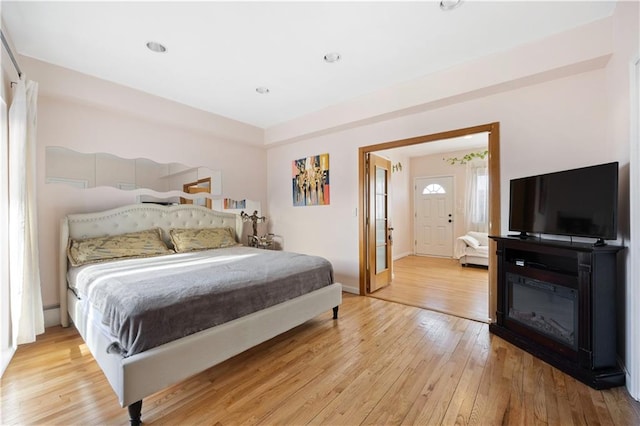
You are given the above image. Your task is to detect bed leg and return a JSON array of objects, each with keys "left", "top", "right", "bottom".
[
  {"left": 128, "top": 400, "right": 143, "bottom": 426},
  {"left": 333, "top": 306, "right": 339, "bottom": 319}
]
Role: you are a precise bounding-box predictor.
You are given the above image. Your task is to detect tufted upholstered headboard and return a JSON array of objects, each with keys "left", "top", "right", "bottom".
[{"left": 59, "top": 203, "right": 243, "bottom": 326}]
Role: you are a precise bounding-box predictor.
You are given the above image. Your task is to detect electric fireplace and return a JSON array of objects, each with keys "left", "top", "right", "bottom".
[
  {"left": 490, "top": 236, "right": 624, "bottom": 389},
  {"left": 508, "top": 273, "right": 577, "bottom": 350}
]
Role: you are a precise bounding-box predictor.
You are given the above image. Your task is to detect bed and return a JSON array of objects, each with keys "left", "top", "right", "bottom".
[{"left": 59, "top": 203, "right": 342, "bottom": 425}]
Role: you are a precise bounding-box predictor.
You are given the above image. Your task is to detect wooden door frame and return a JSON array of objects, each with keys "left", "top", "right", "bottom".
[{"left": 358, "top": 122, "right": 501, "bottom": 322}]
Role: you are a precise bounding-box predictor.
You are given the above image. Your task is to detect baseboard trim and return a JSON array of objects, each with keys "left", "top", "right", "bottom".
[
  {"left": 341, "top": 285, "right": 359, "bottom": 295},
  {"left": 44, "top": 306, "right": 61, "bottom": 328},
  {"left": 393, "top": 251, "right": 412, "bottom": 261}
]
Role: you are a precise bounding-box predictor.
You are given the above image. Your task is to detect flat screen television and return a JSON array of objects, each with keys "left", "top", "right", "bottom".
[{"left": 509, "top": 162, "right": 618, "bottom": 244}]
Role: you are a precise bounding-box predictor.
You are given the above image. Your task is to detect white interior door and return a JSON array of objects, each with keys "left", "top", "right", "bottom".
[{"left": 415, "top": 176, "right": 454, "bottom": 257}]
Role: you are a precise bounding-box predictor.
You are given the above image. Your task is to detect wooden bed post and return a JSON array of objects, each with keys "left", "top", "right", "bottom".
[
  {"left": 128, "top": 400, "right": 142, "bottom": 426},
  {"left": 333, "top": 306, "right": 339, "bottom": 319}
]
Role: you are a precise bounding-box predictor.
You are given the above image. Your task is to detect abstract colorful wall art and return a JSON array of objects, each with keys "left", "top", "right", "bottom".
[{"left": 292, "top": 153, "right": 330, "bottom": 206}]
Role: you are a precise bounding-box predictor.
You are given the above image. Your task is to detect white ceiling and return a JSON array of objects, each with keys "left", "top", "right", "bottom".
[
  {"left": 378, "top": 132, "right": 488, "bottom": 158},
  {"left": 2, "top": 1, "right": 616, "bottom": 129}
]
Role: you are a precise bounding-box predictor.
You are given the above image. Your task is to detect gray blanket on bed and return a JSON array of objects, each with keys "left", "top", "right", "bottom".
[{"left": 69, "top": 246, "right": 334, "bottom": 357}]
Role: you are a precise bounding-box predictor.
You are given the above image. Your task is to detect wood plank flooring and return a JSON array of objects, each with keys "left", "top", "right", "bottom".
[
  {"left": 2, "top": 294, "right": 639, "bottom": 425},
  {"left": 371, "top": 256, "right": 489, "bottom": 323}
]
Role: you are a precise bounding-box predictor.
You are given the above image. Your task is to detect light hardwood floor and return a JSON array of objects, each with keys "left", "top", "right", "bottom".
[
  {"left": 371, "top": 256, "right": 489, "bottom": 323},
  {"left": 2, "top": 294, "right": 639, "bottom": 425}
]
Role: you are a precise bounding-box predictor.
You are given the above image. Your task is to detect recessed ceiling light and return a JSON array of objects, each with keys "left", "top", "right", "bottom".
[
  {"left": 440, "top": 0, "right": 463, "bottom": 11},
  {"left": 146, "top": 41, "right": 167, "bottom": 53},
  {"left": 256, "top": 87, "right": 270, "bottom": 94},
  {"left": 324, "top": 52, "right": 341, "bottom": 63}
]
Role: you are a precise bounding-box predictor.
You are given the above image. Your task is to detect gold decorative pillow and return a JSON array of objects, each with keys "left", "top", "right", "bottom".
[
  {"left": 169, "top": 227, "right": 237, "bottom": 253},
  {"left": 68, "top": 228, "right": 173, "bottom": 267}
]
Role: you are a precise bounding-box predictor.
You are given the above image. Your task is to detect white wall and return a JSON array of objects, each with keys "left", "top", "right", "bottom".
[
  {"left": 19, "top": 58, "right": 269, "bottom": 313},
  {"left": 391, "top": 154, "right": 412, "bottom": 260},
  {"left": 606, "top": 0, "right": 640, "bottom": 400}
]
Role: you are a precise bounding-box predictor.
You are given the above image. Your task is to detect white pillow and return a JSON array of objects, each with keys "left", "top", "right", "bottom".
[
  {"left": 468, "top": 231, "right": 489, "bottom": 247},
  {"left": 459, "top": 235, "right": 480, "bottom": 249}
]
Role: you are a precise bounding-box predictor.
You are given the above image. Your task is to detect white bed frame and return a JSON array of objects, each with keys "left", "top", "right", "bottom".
[{"left": 59, "top": 204, "right": 342, "bottom": 425}]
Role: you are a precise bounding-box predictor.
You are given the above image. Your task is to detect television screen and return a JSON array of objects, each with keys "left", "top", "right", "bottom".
[{"left": 509, "top": 162, "right": 618, "bottom": 241}]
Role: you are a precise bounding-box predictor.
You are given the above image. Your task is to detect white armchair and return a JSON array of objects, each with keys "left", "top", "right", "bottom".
[{"left": 454, "top": 231, "right": 489, "bottom": 267}]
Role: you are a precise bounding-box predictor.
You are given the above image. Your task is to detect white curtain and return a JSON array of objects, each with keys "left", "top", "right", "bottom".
[
  {"left": 465, "top": 158, "right": 489, "bottom": 233},
  {"left": 8, "top": 77, "right": 44, "bottom": 346}
]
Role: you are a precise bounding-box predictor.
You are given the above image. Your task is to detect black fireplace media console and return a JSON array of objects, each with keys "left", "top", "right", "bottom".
[{"left": 489, "top": 236, "right": 624, "bottom": 389}]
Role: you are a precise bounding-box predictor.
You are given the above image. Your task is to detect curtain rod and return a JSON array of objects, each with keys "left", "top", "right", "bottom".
[{"left": 0, "top": 29, "right": 23, "bottom": 78}]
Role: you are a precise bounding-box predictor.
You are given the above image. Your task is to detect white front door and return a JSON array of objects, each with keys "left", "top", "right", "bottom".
[{"left": 415, "top": 176, "right": 454, "bottom": 257}]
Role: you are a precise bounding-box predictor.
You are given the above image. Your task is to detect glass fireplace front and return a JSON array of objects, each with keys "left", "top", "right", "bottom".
[{"left": 507, "top": 272, "right": 578, "bottom": 350}]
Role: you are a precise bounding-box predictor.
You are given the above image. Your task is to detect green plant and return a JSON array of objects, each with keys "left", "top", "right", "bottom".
[{"left": 443, "top": 149, "right": 488, "bottom": 165}]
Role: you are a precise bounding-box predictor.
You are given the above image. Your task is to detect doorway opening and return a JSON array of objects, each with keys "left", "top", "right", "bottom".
[{"left": 358, "top": 123, "right": 500, "bottom": 323}]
